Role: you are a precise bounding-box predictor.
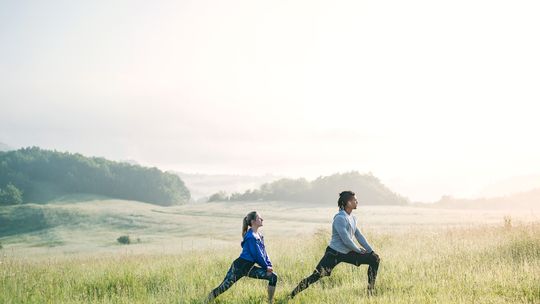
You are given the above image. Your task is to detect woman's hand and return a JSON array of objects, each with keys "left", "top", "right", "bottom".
[{"left": 266, "top": 267, "right": 273, "bottom": 276}]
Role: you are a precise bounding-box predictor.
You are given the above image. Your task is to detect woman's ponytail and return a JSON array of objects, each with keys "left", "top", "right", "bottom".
[
  {"left": 242, "top": 216, "right": 249, "bottom": 237},
  {"left": 242, "top": 211, "right": 258, "bottom": 237}
]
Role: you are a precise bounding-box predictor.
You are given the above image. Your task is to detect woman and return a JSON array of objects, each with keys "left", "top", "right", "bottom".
[{"left": 205, "top": 211, "right": 278, "bottom": 303}]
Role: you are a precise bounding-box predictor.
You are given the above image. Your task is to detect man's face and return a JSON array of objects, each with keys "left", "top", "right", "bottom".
[{"left": 347, "top": 195, "right": 358, "bottom": 209}]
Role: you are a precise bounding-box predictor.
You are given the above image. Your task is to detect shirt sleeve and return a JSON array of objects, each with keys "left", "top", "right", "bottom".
[
  {"left": 261, "top": 236, "right": 272, "bottom": 267},
  {"left": 265, "top": 252, "right": 272, "bottom": 268},
  {"left": 354, "top": 228, "right": 373, "bottom": 253},
  {"left": 334, "top": 216, "right": 363, "bottom": 253},
  {"left": 246, "top": 237, "right": 270, "bottom": 270}
]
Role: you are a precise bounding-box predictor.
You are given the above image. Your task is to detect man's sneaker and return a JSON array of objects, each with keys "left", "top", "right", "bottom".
[{"left": 367, "top": 284, "right": 375, "bottom": 296}]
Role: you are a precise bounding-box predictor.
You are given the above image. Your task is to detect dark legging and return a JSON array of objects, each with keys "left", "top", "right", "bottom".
[
  {"left": 210, "top": 257, "right": 278, "bottom": 298},
  {"left": 291, "top": 246, "right": 379, "bottom": 298}
]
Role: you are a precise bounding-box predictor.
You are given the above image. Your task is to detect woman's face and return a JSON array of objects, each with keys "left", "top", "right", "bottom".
[{"left": 252, "top": 214, "right": 264, "bottom": 227}]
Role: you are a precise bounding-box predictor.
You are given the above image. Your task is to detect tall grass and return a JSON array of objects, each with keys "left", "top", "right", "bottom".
[{"left": 1, "top": 223, "right": 539, "bottom": 303}]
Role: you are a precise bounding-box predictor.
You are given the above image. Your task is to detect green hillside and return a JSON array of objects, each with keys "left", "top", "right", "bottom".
[
  {"left": 0, "top": 147, "right": 190, "bottom": 206},
  {"left": 210, "top": 171, "right": 409, "bottom": 205}
]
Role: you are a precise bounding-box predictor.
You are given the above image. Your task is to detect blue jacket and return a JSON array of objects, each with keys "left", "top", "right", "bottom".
[{"left": 239, "top": 228, "right": 272, "bottom": 270}]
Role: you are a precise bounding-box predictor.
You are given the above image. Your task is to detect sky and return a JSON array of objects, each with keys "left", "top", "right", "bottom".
[{"left": 1, "top": 0, "right": 539, "bottom": 202}]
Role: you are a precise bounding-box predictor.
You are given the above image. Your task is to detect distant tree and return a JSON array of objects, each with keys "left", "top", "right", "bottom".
[
  {"left": 0, "top": 183, "right": 23, "bottom": 205},
  {"left": 208, "top": 191, "right": 229, "bottom": 202}
]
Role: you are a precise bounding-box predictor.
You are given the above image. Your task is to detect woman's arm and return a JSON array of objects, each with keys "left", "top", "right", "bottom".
[
  {"left": 265, "top": 252, "right": 272, "bottom": 268},
  {"left": 246, "top": 237, "right": 270, "bottom": 270}
]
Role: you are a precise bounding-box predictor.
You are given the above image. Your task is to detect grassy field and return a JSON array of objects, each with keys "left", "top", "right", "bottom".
[{"left": 1, "top": 199, "right": 540, "bottom": 303}]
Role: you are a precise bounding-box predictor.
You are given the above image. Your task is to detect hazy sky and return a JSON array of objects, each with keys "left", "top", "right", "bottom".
[{"left": 1, "top": 0, "right": 539, "bottom": 201}]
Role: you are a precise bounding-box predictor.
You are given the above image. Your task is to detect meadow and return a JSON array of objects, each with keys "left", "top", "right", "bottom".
[{"left": 1, "top": 199, "right": 539, "bottom": 303}]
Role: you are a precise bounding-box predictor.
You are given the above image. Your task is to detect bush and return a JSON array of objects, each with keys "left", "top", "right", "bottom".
[
  {"left": 0, "top": 183, "right": 23, "bottom": 205},
  {"left": 117, "top": 235, "right": 131, "bottom": 245},
  {"left": 208, "top": 191, "right": 229, "bottom": 202}
]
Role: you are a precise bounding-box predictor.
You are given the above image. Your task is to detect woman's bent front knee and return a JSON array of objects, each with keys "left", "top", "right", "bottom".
[{"left": 268, "top": 272, "right": 278, "bottom": 286}]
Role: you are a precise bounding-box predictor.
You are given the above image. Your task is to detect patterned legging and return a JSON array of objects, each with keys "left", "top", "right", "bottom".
[{"left": 210, "top": 257, "right": 278, "bottom": 298}]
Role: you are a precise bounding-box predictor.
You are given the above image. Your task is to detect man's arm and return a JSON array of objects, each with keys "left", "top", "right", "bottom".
[
  {"left": 354, "top": 228, "right": 373, "bottom": 253},
  {"left": 334, "top": 216, "right": 363, "bottom": 253}
]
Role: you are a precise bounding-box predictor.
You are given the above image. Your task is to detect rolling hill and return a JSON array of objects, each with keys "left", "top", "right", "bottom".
[
  {"left": 0, "top": 147, "right": 190, "bottom": 206},
  {"left": 435, "top": 187, "right": 540, "bottom": 209},
  {"left": 210, "top": 171, "right": 410, "bottom": 205}
]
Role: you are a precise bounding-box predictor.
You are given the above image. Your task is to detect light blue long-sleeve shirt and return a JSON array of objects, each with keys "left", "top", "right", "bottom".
[{"left": 328, "top": 209, "right": 373, "bottom": 254}]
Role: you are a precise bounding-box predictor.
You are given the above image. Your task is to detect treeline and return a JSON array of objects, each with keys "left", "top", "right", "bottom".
[
  {"left": 433, "top": 188, "right": 540, "bottom": 209},
  {"left": 209, "top": 171, "right": 408, "bottom": 205},
  {"left": 0, "top": 147, "right": 190, "bottom": 206}
]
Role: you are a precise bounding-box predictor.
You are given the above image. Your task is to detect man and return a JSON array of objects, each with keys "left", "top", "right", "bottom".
[{"left": 290, "top": 191, "right": 380, "bottom": 298}]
